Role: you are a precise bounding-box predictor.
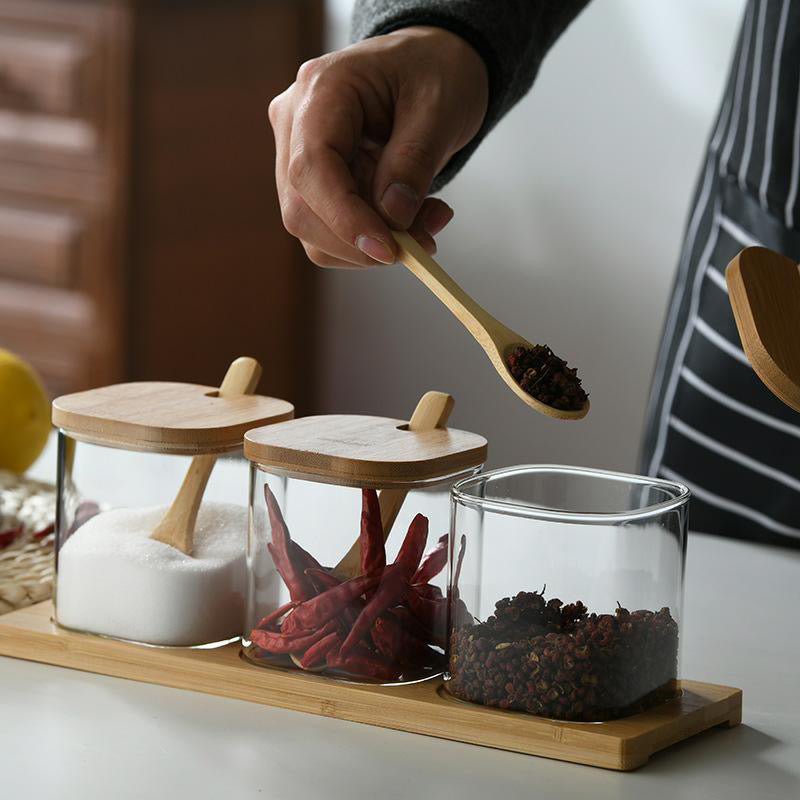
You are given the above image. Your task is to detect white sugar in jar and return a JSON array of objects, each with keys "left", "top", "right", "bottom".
[
  {"left": 56, "top": 503, "right": 247, "bottom": 646},
  {"left": 51, "top": 376, "right": 294, "bottom": 647}
]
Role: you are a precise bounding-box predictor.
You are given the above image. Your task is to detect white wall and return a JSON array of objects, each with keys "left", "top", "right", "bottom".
[{"left": 317, "top": 0, "right": 746, "bottom": 473}]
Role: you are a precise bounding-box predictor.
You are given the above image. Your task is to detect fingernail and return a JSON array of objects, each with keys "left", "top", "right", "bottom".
[
  {"left": 424, "top": 205, "right": 454, "bottom": 237},
  {"left": 356, "top": 235, "right": 395, "bottom": 264},
  {"left": 380, "top": 183, "right": 419, "bottom": 228}
]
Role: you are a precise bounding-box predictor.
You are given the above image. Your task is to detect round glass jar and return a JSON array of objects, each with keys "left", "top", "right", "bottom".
[
  {"left": 51, "top": 370, "right": 293, "bottom": 647},
  {"left": 241, "top": 400, "right": 487, "bottom": 684},
  {"left": 446, "top": 465, "right": 689, "bottom": 722}
]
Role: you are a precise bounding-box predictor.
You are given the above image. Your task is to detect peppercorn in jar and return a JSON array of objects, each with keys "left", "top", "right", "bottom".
[{"left": 446, "top": 465, "right": 689, "bottom": 721}]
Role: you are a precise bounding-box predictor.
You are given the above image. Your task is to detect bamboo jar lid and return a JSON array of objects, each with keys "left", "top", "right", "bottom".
[
  {"left": 52, "top": 382, "right": 294, "bottom": 455},
  {"left": 244, "top": 414, "right": 488, "bottom": 489}
]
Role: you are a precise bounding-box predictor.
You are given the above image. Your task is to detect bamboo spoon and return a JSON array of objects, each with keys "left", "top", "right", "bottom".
[
  {"left": 392, "top": 231, "right": 589, "bottom": 420},
  {"left": 150, "top": 357, "right": 262, "bottom": 555},
  {"left": 726, "top": 246, "right": 800, "bottom": 413},
  {"left": 331, "top": 390, "right": 454, "bottom": 581}
]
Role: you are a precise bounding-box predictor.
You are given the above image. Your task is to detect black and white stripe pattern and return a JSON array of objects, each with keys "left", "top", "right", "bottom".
[{"left": 640, "top": 0, "right": 800, "bottom": 548}]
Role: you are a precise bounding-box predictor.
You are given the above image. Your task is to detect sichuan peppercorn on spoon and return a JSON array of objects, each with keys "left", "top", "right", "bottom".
[
  {"left": 727, "top": 246, "right": 800, "bottom": 413},
  {"left": 150, "top": 356, "right": 262, "bottom": 554},
  {"left": 392, "top": 231, "right": 589, "bottom": 420}
]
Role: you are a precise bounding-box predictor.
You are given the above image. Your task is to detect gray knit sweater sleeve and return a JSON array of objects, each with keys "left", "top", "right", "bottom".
[{"left": 351, "top": 0, "right": 590, "bottom": 190}]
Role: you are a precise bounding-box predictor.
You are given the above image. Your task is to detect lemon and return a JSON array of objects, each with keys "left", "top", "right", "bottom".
[{"left": 0, "top": 349, "right": 50, "bottom": 473}]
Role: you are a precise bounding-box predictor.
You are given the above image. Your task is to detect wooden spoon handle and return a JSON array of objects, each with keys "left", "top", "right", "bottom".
[
  {"left": 217, "top": 356, "right": 263, "bottom": 397},
  {"left": 150, "top": 357, "right": 262, "bottom": 555},
  {"left": 392, "top": 231, "right": 512, "bottom": 350},
  {"left": 378, "top": 391, "right": 454, "bottom": 533},
  {"left": 332, "top": 390, "right": 454, "bottom": 580}
]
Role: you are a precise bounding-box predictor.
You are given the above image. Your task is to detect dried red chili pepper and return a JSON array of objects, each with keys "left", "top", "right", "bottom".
[
  {"left": 305, "top": 567, "right": 338, "bottom": 590},
  {"left": 406, "top": 585, "right": 447, "bottom": 634},
  {"left": 289, "top": 540, "right": 325, "bottom": 574},
  {"left": 0, "top": 524, "right": 22, "bottom": 550},
  {"left": 412, "top": 533, "right": 448, "bottom": 585},
  {"left": 300, "top": 631, "right": 341, "bottom": 669},
  {"left": 372, "top": 614, "right": 433, "bottom": 666},
  {"left": 387, "top": 605, "right": 433, "bottom": 643},
  {"left": 339, "top": 563, "right": 405, "bottom": 654},
  {"left": 412, "top": 582, "right": 443, "bottom": 600},
  {"left": 250, "top": 496, "right": 452, "bottom": 680},
  {"left": 264, "top": 485, "right": 313, "bottom": 602},
  {"left": 395, "top": 513, "right": 429, "bottom": 578},
  {"left": 340, "top": 514, "right": 429, "bottom": 654},
  {"left": 305, "top": 567, "right": 363, "bottom": 631},
  {"left": 33, "top": 521, "right": 55, "bottom": 540},
  {"left": 255, "top": 599, "right": 297, "bottom": 631},
  {"left": 359, "top": 488, "right": 386, "bottom": 579},
  {"left": 287, "top": 571, "right": 380, "bottom": 632},
  {"left": 326, "top": 646, "right": 401, "bottom": 681},
  {"left": 251, "top": 619, "right": 337, "bottom": 654}
]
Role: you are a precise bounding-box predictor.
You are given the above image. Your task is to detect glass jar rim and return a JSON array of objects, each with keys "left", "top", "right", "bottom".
[{"left": 451, "top": 464, "right": 690, "bottom": 523}]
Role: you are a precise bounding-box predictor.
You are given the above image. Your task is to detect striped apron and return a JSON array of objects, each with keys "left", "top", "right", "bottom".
[{"left": 640, "top": 0, "right": 800, "bottom": 549}]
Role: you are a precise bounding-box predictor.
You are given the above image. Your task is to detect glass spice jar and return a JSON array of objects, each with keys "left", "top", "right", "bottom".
[
  {"left": 241, "top": 397, "right": 487, "bottom": 684},
  {"left": 446, "top": 465, "right": 689, "bottom": 722},
  {"left": 52, "top": 370, "right": 293, "bottom": 647}
]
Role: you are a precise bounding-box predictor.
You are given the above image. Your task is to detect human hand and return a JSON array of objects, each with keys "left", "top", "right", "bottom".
[{"left": 268, "top": 26, "right": 489, "bottom": 267}]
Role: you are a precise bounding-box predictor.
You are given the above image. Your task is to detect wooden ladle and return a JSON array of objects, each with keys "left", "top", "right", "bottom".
[
  {"left": 331, "top": 390, "right": 454, "bottom": 581},
  {"left": 150, "top": 356, "right": 262, "bottom": 555},
  {"left": 392, "top": 231, "right": 589, "bottom": 420},
  {"left": 726, "top": 246, "right": 800, "bottom": 412}
]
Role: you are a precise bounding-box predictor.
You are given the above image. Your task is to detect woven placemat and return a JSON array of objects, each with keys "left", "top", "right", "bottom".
[{"left": 0, "top": 470, "right": 56, "bottom": 615}]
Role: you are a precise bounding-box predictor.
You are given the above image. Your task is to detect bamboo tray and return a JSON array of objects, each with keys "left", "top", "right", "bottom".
[{"left": 0, "top": 602, "right": 741, "bottom": 771}]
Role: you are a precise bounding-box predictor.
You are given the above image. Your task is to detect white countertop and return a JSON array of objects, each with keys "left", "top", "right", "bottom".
[{"left": 1, "top": 444, "right": 799, "bottom": 798}]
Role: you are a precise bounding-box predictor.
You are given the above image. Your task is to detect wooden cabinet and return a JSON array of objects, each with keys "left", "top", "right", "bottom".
[{"left": 0, "top": 0, "right": 322, "bottom": 411}]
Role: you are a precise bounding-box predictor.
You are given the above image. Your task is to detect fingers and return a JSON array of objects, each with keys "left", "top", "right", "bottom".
[
  {"left": 371, "top": 91, "right": 460, "bottom": 229},
  {"left": 403, "top": 198, "right": 453, "bottom": 256},
  {"left": 302, "top": 202, "right": 441, "bottom": 267},
  {"left": 282, "top": 189, "right": 385, "bottom": 268},
  {"left": 294, "top": 193, "right": 444, "bottom": 268},
  {"left": 415, "top": 198, "right": 455, "bottom": 237},
  {"left": 272, "top": 83, "right": 388, "bottom": 268},
  {"left": 287, "top": 82, "right": 397, "bottom": 264}
]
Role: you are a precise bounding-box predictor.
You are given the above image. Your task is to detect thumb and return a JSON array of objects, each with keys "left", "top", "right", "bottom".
[{"left": 373, "top": 103, "right": 457, "bottom": 229}]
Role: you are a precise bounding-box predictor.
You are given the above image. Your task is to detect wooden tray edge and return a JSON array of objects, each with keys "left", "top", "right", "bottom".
[{"left": 0, "top": 602, "right": 741, "bottom": 770}]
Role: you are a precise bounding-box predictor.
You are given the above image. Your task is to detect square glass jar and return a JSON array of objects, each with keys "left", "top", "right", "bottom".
[
  {"left": 446, "top": 465, "right": 689, "bottom": 722},
  {"left": 241, "top": 406, "right": 487, "bottom": 684},
  {"left": 52, "top": 373, "right": 293, "bottom": 647}
]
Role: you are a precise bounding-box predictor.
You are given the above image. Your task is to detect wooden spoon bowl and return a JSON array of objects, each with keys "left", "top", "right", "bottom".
[
  {"left": 727, "top": 246, "right": 800, "bottom": 412},
  {"left": 392, "top": 231, "right": 589, "bottom": 420}
]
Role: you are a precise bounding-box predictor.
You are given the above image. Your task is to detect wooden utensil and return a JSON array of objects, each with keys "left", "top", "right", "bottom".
[
  {"left": 392, "top": 231, "right": 589, "bottom": 420},
  {"left": 150, "top": 357, "right": 262, "bottom": 555},
  {"left": 331, "top": 390, "right": 454, "bottom": 581},
  {"left": 726, "top": 246, "right": 800, "bottom": 413}
]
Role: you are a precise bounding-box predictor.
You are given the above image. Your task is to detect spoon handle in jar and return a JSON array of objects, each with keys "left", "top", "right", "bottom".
[
  {"left": 377, "top": 391, "right": 454, "bottom": 533},
  {"left": 150, "top": 357, "right": 262, "bottom": 555}
]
